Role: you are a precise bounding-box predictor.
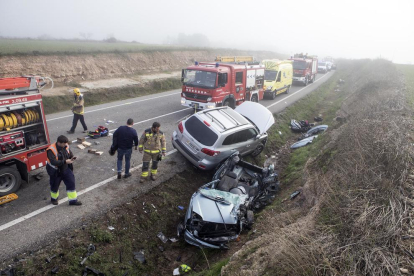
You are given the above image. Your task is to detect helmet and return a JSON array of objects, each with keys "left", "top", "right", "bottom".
[{"left": 73, "top": 88, "right": 81, "bottom": 95}]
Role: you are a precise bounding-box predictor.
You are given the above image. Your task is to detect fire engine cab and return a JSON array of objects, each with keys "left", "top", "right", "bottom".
[
  {"left": 0, "top": 76, "right": 51, "bottom": 196},
  {"left": 180, "top": 57, "right": 265, "bottom": 110}
]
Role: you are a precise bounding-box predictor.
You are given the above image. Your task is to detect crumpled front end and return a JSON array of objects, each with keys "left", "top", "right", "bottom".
[{"left": 182, "top": 189, "right": 246, "bottom": 249}]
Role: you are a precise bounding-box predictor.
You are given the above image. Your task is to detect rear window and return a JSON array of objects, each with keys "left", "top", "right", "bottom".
[{"left": 185, "top": 116, "right": 218, "bottom": 146}]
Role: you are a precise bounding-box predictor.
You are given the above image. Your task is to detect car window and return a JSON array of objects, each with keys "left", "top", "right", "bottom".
[
  {"left": 222, "top": 128, "right": 257, "bottom": 145},
  {"left": 185, "top": 116, "right": 218, "bottom": 146}
]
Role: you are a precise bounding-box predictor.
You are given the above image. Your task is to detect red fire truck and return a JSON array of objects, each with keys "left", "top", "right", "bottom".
[
  {"left": 290, "top": 53, "right": 318, "bottom": 86},
  {"left": 180, "top": 57, "right": 265, "bottom": 110},
  {"left": 0, "top": 76, "right": 51, "bottom": 196}
]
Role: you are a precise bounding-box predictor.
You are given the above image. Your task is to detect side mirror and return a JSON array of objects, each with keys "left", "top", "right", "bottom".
[
  {"left": 255, "top": 134, "right": 261, "bottom": 140},
  {"left": 181, "top": 69, "right": 185, "bottom": 83}
]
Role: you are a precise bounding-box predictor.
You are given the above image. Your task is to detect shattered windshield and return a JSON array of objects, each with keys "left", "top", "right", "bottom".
[
  {"left": 183, "top": 70, "right": 217, "bottom": 88},
  {"left": 264, "top": 70, "right": 278, "bottom": 81},
  {"left": 200, "top": 189, "right": 248, "bottom": 206},
  {"left": 292, "top": 61, "right": 307, "bottom": 70}
]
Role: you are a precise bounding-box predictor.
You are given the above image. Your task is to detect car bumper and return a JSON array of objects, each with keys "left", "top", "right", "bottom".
[
  {"left": 293, "top": 77, "right": 306, "bottom": 84},
  {"left": 184, "top": 229, "right": 238, "bottom": 249},
  {"left": 172, "top": 136, "right": 218, "bottom": 170},
  {"left": 181, "top": 98, "right": 216, "bottom": 110}
]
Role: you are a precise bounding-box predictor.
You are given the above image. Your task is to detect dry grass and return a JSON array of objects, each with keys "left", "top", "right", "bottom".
[{"left": 223, "top": 60, "right": 414, "bottom": 276}]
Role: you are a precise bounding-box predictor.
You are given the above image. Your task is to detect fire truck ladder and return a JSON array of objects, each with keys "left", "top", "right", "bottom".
[{"left": 0, "top": 76, "right": 52, "bottom": 94}]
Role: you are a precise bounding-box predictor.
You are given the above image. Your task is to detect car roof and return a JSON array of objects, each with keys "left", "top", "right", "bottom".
[{"left": 196, "top": 107, "right": 250, "bottom": 133}]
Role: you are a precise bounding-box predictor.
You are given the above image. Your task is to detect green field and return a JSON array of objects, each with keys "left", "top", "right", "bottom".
[{"left": 0, "top": 39, "right": 202, "bottom": 56}]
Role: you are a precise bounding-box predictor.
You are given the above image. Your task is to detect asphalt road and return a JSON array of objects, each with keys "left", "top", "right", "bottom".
[{"left": 0, "top": 71, "right": 334, "bottom": 262}]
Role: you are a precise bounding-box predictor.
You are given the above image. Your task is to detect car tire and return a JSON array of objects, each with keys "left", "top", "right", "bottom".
[
  {"left": 271, "top": 91, "right": 276, "bottom": 100},
  {"left": 0, "top": 166, "right": 22, "bottom": 196},
  {"left": 251, "top": 144, "right": 264, "bottom": 157}
]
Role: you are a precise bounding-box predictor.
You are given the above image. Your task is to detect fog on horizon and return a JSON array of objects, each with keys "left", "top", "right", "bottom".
[{"left": 0, "top": 0, "right": 413, "bottom": 64}]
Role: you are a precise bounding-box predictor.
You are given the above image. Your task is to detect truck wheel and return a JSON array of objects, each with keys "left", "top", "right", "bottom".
[
  {"left": 0, "top": 166, "right": 22, "bottom": 196},
  {"left": 251, "top": 95, "right": 258, "bottom": 103}
]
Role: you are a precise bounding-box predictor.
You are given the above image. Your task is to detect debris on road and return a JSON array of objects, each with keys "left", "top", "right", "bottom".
[
  {"left": 180, "top": 264, "right": 191, "bottom": 273},
  {"left": 170, "top": 237, "right": 179, "bottom": 243},
  {"left": 51, "top": 267, "right": 59, "bottom": 274},
  {"left": 94, "top": 141, "right": 100, "bottom": 145},
  {"left": 314, "top": 116, "right": 323, "bottom": 122},
  {"left": 108, "top": 226, "right": 115, "bottom": 231},
  {"left": 173, "top": 267, "right": 180, "bottom": 275},
  {"left": 88, "top": 149, "right": 97, "bottom": 154},
  {"left": 82, "top": 141, "right": 92, "bottom": 147},
  {"left": 77, "top": 137, "right": 86, "bottom": 143},
  {"left": 157, "top": 232, "right": 168, "bottom": 243},
  {"left": 0, "top": 193, "right": 18, "bottom": 205},
  {"left": 95, "top": 151, "right": 104, "bottom": 156},
  {"left": 158, "top": 246, "right": 165, "bottom": 252},
  {"left": 290, "top": 135, "right": 318, "bottom": 149},
  {"left": 80, "top": 244, "right": 96, "bottom": 265},
  {"left": 133, "top": 250, "right": 146, "bottom": 264},
  {"left": 177, "top": 205, "right": 184, "bottom": 210},
  {"left": 77, "top": 144, "right": 86, "bottom": 150}
]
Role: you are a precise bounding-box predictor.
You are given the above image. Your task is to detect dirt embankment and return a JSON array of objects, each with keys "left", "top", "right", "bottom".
[{"left": 0, "top": 50, "right": 285, "bottom": 85}]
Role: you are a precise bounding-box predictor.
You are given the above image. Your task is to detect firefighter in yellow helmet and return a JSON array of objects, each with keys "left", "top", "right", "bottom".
[
  {"left": 138, "top": 122, "right": 166, "bottom": 182},
  {"left": 67, "top": 88, "right": 88, "bottom": 134}
]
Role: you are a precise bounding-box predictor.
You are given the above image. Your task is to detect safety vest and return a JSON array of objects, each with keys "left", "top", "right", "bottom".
[{"left": 46, "top": 143, "right": 70, "bottom": 169}]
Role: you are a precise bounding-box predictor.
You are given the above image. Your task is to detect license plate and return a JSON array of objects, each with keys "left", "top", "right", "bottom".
[
  {"left": 192, "top": 103, "right": 199, "bottom": 109},
  {"left": 186, "top": 140, "right": 198, "bottom": 151}
]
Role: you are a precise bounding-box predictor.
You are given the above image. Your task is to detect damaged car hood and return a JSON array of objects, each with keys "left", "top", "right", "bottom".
[
  {"left": 191, "top": 189, "right": 248, "bottom": 225},
  {"left": 235, "top": 102, "right": 275, "bottom": 134}
]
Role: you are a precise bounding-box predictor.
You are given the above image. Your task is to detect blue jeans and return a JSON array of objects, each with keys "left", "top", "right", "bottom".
[{"left": 117, "top": 148, "right": 132, "bottom": 174}]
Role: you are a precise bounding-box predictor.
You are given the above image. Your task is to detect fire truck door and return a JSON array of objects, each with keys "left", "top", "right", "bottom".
[{"left": 235, "top": 71, "right": 245, "bottom": 101}]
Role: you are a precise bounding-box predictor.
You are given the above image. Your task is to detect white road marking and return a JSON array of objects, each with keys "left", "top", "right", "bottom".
[
  {"left": 46, "top": 91, "right": 181, "bottom": 122},
  {"left": 266, "top": 73, "right": 329, "bottom": 109},
  {"left": 0, "top": 150, "right": 177, "bottom": 232},
  {"left": 1, "top": 73, "right": 331, "bottom": 232}
]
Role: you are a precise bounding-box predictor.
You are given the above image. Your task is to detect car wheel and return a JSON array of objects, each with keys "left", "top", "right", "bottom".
[
  {"left": 251, "top": 144, "right": 264, "bottom": 157},
  {"left": 251, "top": 95, "right": 258, "bottom": 102},
  {"left": 0, "top": 166, "right": 22, "bottom": 196},
  {"left": 271, "top": 91, "right": 276, "bottom": 100}
]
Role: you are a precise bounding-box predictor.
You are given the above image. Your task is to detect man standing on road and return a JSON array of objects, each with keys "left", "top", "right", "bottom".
[
  {"left": 113, "top": 118, "right": 139, "bottom": 179},
  {"left": 46, "top": 135, "right": 82, "bottom": 206},
  {"left": 67, "top": 88, "right": 88, "bottom": 134},
  {"left": 139, "top": 122, "right": 166, "bottom": 182}
]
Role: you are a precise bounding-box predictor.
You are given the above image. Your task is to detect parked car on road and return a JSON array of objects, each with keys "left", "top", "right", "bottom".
[
  {"left": 318, "top": 62, "right": 328, "bottom": 73},
  {"left": 172, "top": 102, "right": 274, "bottom": 170},
  {"left": 177, "top": 152, "right": 280, "bottom": 249}
]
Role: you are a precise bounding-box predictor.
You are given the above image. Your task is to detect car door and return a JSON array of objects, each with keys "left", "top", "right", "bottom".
[
  {"left": 221, "top": 129, "right": 250, "bottom": 156},
  {"left": 241, "top": 128, "right": 259, "bottom": 154}
]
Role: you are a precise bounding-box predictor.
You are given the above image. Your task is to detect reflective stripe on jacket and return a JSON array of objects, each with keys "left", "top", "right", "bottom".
[{"left": 138, "top": 128, "right": 167, "bottom": 153}]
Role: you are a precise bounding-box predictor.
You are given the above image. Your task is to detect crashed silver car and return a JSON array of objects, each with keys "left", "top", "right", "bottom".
[
  {"left": 178, "top": 153, "right": 279, "bottom": 249},
  {"left": 172, "top": 102, "right": 275, "bottom": 170}
]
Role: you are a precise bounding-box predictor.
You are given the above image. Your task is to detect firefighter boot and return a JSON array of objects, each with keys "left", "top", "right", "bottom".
[
  {"left": 150, "top": 174, "right": 157, "bottom": 181},
  {"left": 139, "top": 176, "right": 147, "bottom": 183}
]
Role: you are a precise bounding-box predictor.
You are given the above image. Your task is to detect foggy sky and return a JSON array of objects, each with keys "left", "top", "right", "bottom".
[{"left": 0, "top": 0, "right": 413, "bottom": 64}]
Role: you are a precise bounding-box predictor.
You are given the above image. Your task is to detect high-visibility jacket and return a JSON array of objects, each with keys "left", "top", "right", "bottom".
[
  {"left": 72, "top": 94, "right": 85, "bottom": 115},
  {"left": 138, "top": 128, "right": 167, "bottom": 154},
  {"left": 46, "top": 143, "right": 71, "bottom": 169}
]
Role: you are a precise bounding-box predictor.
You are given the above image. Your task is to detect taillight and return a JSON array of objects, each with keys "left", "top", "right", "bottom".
[
  {"left": 203, "top": 120, "right": 210, "bottom": 126},
  {"left": 178, "top": 122, "right": 183, "bottom": 133},
  {"left": 201, "top": 148, "right": 220, "bottom": 156}
]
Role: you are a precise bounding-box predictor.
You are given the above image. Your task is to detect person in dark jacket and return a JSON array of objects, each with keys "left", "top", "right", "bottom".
[
  {"left": 113, "top": 118, "right": 139, "bottom": 179},
  {"left": 46, "top": 135, "right": 82, "bottom": 206}
]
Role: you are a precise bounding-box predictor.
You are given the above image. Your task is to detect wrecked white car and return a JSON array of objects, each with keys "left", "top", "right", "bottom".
[{"left": 178, "top": 153, "right": 279, "bottom": 249}]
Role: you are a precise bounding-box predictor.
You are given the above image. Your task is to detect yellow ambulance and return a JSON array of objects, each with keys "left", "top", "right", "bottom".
[{"left": 262, "top": 60, "right": 293, "bottom": 99}]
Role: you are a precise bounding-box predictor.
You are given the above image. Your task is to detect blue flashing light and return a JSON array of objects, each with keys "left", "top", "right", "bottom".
[
  {"left": 215, "top": 62, "right": 219, "bottom": 67},
  {"left": 195, "top": 61, "right": 199, "bottom": 65}
]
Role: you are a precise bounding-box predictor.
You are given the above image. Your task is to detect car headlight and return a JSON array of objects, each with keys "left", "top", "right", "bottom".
[
  {"left": 207, "top": 97, "right": 212, "bottom": 101},
  {"left": 207, "top": 104, "right": 215, "bottom": 109},
  {"left": 181, "top": 98, "right": 186, "bottom": 105},
  {"left": 268, "top": 86, "right": 273, "bottom": 90}
]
